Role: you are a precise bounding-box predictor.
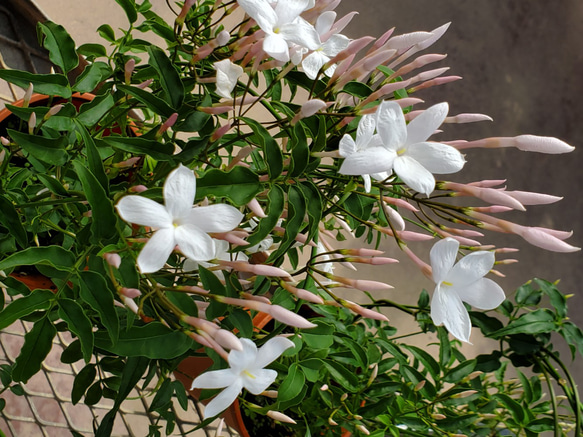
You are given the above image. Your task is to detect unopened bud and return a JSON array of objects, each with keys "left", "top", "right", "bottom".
[
  {"left": 124, "top": 58, "right": 135, "bottom": 84},
  {"left": 120, "top": 287, "right": 141, "bottom": 298},
  {"left": 45, "top": 104, "right": 64, "bottom": 119},
  {"left": 267, "top": 410, "right": 297, "bottom": 424},
  {"left": 356, "top": 424, "right": 370, "bottom": 435},
  {"left": 432, "top": 413, "right": 446, "bottom": 420},
  {"left": 28, "top": 112, "right": 36, "bottom": 134},
  {"left": 451, "top": 390, "right": 477, "bottom": 399},
  {"left": 23, "top": 83, "right": 33, "bottom": 107},
  {"left": 414, "top": 380, "right": 426, "bottom": 391},
  {"left": 261, "top": 390, "right": 278, "bottom": 398},
  {"left": 340, "top": 393, "right": 348, "bottom": 402},
  {"left": 320, "top": 384, "right": 329, "bottom": 391},
  {"left": 328, "top": 417, "right": 338, "bottom": 426},
  {"left": 0, "top": 136, "right": 9, "bottom": 146}
]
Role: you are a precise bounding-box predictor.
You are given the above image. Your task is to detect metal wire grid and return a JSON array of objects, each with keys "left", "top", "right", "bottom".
[
  {"left": 0, "top": 289, "right": 237, "bottom": 437},
  {"left": 0, "top": 2, "right": 53, "bottom": 109}
]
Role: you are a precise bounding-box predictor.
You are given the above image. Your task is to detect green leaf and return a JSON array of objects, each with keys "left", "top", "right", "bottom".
[
  {"left": 7, "top": 129, "right": 69, "bottom": 165},
  {"left": 288, "top": 123, "right": 309, "bottom": 177},
  {"left": 36, "top": 174, "right": 69, "bottom": 197},
  {"left": 227, "top": 308, "right": 253, "bottom": 338},
  {"left": 491, "top": 309, "right": 556, "bottom": 338},
  {"left": 58, "top": 298, "right": 94, "bottom": 364},
  {"left": 61, "top": 339, "right": 84, "bottom": 364},
  {"left": 404, "top": 345, "right": 440, "bottom": 381},
  {"left": 0, "top": 289, "right": 53, "bottom": 331},
  {"left": 97, "top": 24, "right": 116, "bottom": 42},
  {"left": 73, "top": 160, "right": 117, "bottom": 242},
  {"left": 73, "top": 62, "right": 112, "bottom": 93},
  {"left": 443, "top": 359, "right": 476, "bottom": 383},
  {"left": 77, "top": 43, "right": 108, "bottom": 59},
  {"left": 115, "top": 0, "right": 138, "bottom": 23},
  {"left": 493, "top": 393, "right": 526, "bottom": 424},
  {"left": 117, "top": 84, "right": 175, "bottom": 118},
  {"left": 94, "top": 323, "right": 195, "bottom": 359},
  {"left": 172, "top": 380, "right": 189, "bottom": 411},
  {"left": 0, "top": 70, "right": 71, "bottom": 98},
  {"left": 244, "top": 184, "right": 284, "bottom": 248},
  {"left": 195, "top": 166, "right": 261, "bottom": 206},
  {"left": 12, "top": 316, "right": 57, "bottom": 383},
  {"left": 267, "top": 185, "right": 306, "bottom": 263},
  {"left": 342, "top": 81, "right": 373, "bottom": 99},
  {"left": 298, "top": 181, "right": 322, "bottom": 244},
  {"left": 77, "top": 93, "right": 115, "bottom": 126},
  {"left": 114, "top": 356, "right": 150, "bottom": 408},
  {"left": 470, "top": 311, "right": 504, "bottom": 336},
  {"left": 438, "top": 326, "right": 451, "bottom": 366},
  {"left": 147, "top": 46, "right": 184, "bottom": 109},
  {"left": 73, "top": 120, "right": 109, "bottom": 192},
  {"left": 278, "top": 363, "right": 305, "bottom": 403},
  {"left": 102, "top": 136, "right": 175, "bottom": 161},
  {"left": 323, "top": 360, "right": 358, "bottom": 392},
  {"left": 0, "top": 246, "right": 75, "bottom": 272},
  {"left": 72, "top": 364, "right": 96, "bottom": 404},
  {"left": 149, "top": 378, "right": 173, "bottom": 412},
  {"left": 534, "top": 278, "right": 567, "bottom": 318},
  {"left": 78, "top": 271, "right": 119, "bottom": 345},
  {"left": 302, "top": 320, "right": 334, "bottom": 349},
  {"left": 37, "top": 22, "right": 78, "bottom": 74},
  {"left": 0, "top": 195, "right": 27, "bottom": 248},
  {"left": 517, "top": 370, "right": 533, "bottom": 404},
  {"left": 244, "top": 117, "right": 283, "bottom": 179}
]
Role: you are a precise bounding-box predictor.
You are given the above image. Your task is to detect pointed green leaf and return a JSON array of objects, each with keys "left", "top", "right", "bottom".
[
  {"left": 73, "top": 120, "right": 109, "bottom": 192},
  {"left": 244, "top": 184, "right": 284, "bottom": 247},
  {"left": 298, "top": 181, "right": 322, "bottom": 243},
  {"left": 0, "top": 70, "right": 71, "bottom": 98},
  {"left": 72, "top": 160, "right": 117, "bottom": 241},
  {"left": 12, "top": 316, "right": 57, "bottom": 383},
  {"left": 117, "top": 84, "right": 175, "bottom": 117},
  {"left": 267, "top": 185, "right": 306, "bottom": 263},
  {"left": 79, "top": 270, "right": 119, "bottom": 345},
  {"left": 7, "top": 129, "right": 69, "bottom": 166},
  {"left": 288, "top": 123, "right": 309, "bottom": 177},
  {"left": 147, "top": 46, "right": 184, "bottom": 109},
  {"left": 195, "top": 166, "right": 261, "bottom": 206},
  {"left": 71, "top": 364, "right": 96, "bottom": 405},
  {"left": 102, "top": 136, "right": 175, "bottom": 161},
  {"left": 323, "top": 360, "right": 358, "bottom": 392},
  {"left": 73, "top": 62, "right": 112, "bottom": 93},
  {"left": 244, "top": 117, "right": 283, "bottom": 179},
  {"left": 58, "top": 298, "right": 94, "bottom": 363},
  {"left": 0, "top": 246, "right": 75, "bottom": 271},
  {"left": 278, "top": 363, "right": 305, "bottom": 403},
  {"left": 0, "top": 195, "right": 27, "bottom": 248},
  {"left": 115, "top": 0, "right": 138, "bottom": 23},
  {"left": 36, "top": 174, "right": 69, "bottom": 197},
  {"left": 490, "top": 309, "right": 556, "bottom": 338},
  {"left": 0, "top": 289, "right": 54, "bottom": 330},
  {"left": 38, "top": 22, "right": 78, "bottom": 74}
]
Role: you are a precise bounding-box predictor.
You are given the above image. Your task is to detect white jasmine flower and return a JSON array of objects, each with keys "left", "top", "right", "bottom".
[
  {"left": 214, "top": 59, "right": 244, "bottom": 99},
  {"left": 237, "top": 0, "right": 320, "bottom": 62},
  {"left": 191, "top": 337, "right": 295, "bottom": 419},
  {"left": 116, "top": 165, "right": 243, "bottom": 273},
  {"left": 338, "top": 113, "right": 389, "bottom": 192},
  {"left": 429, "top": 238, "right": 505, "bottom": 343},
  {"left": 302, "top": 11, "right": 350, "bottom": 79},
  {"left": 339, "top": 101, "right": 465, "bottom": 196}
]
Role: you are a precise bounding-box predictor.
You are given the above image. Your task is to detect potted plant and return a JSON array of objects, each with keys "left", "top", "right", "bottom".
[{"left": 0, "top": 0, "right": 581, "bottom": 436}]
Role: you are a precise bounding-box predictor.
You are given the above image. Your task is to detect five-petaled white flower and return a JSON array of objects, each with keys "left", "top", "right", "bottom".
[
  {"left": 116, "top": 164, "right": 243, "bottom": 273},
  {"left": 301, "top": 11, "right": 350, "bottom": 79},
  {"left": 339, "top": 101, "right": 465, "bottom": 196},
  {"left": 191, "top": 337, "right": 295, "bottom": 419},
  {"left": 237, "top": 0, "right": 320, "bottom": 63},
  {"left": 214, "top": 59, "right": 244, "bottom": 99},
  {"left": 430, "top": 237, "right": 505, "bottom": 343}
]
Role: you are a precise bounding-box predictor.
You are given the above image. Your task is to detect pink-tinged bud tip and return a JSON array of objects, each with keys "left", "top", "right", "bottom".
[
  {"left": 267, "top": 305, "right": 317, "bottom": 329},
  {"left": 267, "top": 411, "right": 297, "bottom": 424},
  {"left": 103, "top": 252, "right": 122, "bottom": 268},
  {"left": 120, "top": 287, "right": 141, "bottom": 298}
]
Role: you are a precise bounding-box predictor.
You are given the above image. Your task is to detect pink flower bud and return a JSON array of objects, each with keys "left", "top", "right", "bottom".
[
  {"left": 519, "top": 227, "right": 580, "bottom": 253},
  {"left": 386, "top": 31, "right": 432, "bottom": 51},
  {"left": 409, "top": 67, "right": 450, "bottom": 84},
  {"left": 158, "top": 112, "right": 178, "bottom": 136},
  {"left": 176, "top": 0, "right": 196, "bottom": 25},
  {"left": 211, "top": 231, "right": 248, "bottom": 246},
  {"left": 23, "top": 83, "right": 33, "bottom": 108},
  {"left": 120, "top": 295, "right": 139, "bottom": 314},
  {"left": 213, "top": 329, "right": 243, "bottom": 351},
  {"left": 267, "top": 411, "right": 297, "bottom": 424},
  {"left": 247, "top": 198, "right": 267, "bottom": 218},
  {"left": 0, "top": 136, "right": 9, "bottom": 146},
  {"left": 129, "top": 184, "right": 148, "bottom": 193},
  {"left": 467, "top": 179, "right": 506, "bottom": 188},
  {"left": 409, "top": 76, "right": 462, "bottom": 93},
  {"left": 343, "top": 300, "right": 390, "bottom": 321},
  {"left": 513, "top": 135, "right": 574, "bottom": 154},
  {"left": 444, "top": 113, "right": 493, "bottom": 124},
  {"left": 28, "top": 112, "right": 36, "bottom": 134},
  {"left": 382, "top": 202, "right": 406, "bottom": 231},
  {"left": 268, "top": 305, "right": 317, "bottom": 329},
  {"left": 103, "top": 252, "right": 122, "bottom": 268},
  {"left": 216, "top": 30, "right": 230, "bottom": 46},
  {"left": 503, "top": 190, "right": 562, "bottom": 206},
  {"left": 124, "top": 58, "right": 135, "bottom": 84},
  {"left": 120, "top": 287, "right": 141, "bottom": 298},
  {"left": 45, "top": 104, "right": 64, "bottom": 119},
  {"left": 136, "top": 79, "right": 154, "bottom": 89}
]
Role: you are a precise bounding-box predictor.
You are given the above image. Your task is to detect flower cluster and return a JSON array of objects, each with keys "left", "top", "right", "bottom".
[{"left": 0, "top": 0, "right": 579, "bottom": 435}]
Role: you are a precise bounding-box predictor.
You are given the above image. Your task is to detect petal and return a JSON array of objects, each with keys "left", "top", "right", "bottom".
[
  {"left": 338, "top": 134, "right": 357, "bottom": 157},
  {"left": 339, "top": 146, "right": 396, "bottom": 176},
  {"left": 371, "top": 171, "right": 390, "bottom": 181},
  {"left": 279, "top": 18, "right": 321, "bottom": 51},
  {"left": 263, "top": 33, "right": 290, "bottom": 62},
  {"left": 275, "top": 0, "right": 310, "bottom": 25},
  {"left": 429, "top": 237, "right": 459, "bottom": 284},
  {"left": 452, "top": 278, "right": 505, "bottom": 310},
  {"left": 164, "top": 164, "right": 197, "bottom": 219},
  {"left": 355, "top": 114, "right": 376, "bottom": 150},
  {"left": 322, "top": 34, "right": 350, "bottom": 57},
  {"left": 185, "top": 204, "right": 244, "bottom": 233},
  {"left": 116, "top": 196, "right": 171, "bottom": 228},
  {"left": 238, "top": 0, "right": 277, "bottom": 33},
  {"left": 406, "top": 102, "right": 448, "bottom": 145},
  {"left": 228, "top": 338, "right": 258, "bottom": 373},
  {"left": 431, "top": 284, "right": 472, "bottom": 343},
  {"left": 363, "top": 174, "right": 371, "bottom": 193},
  {"left": 191, "top": 369, "right": 237, "bottom": 390},
  {"left": 203, "top": 380, "right": 243, "bottom": 419},
  {"left": 393, "top": 155, "right": 436, "bottom": 196},
  {"left": 315, "top": 10, "right": 336, "bottom": 35},
  {"left": 215, "top": 59, "right": 243, "bottom": 99},
  {"left": 376, "top": 101, "right": 407, "bottom": 151},
  {"left": 137, "top": 228, "right": 176, "bottom": 273},
  {"left": 174, "top": 224, "right": 216, "bottom": 262},
  {"left": 255, "top": 337, "right": 295, "bottom": 369},
  {"left": 302, "top": 51, "right": 329, "bottom": 80},
  {"left": 405, "top": 142, "right": 465, "bottom": 174},
  {"left": 447, "top": 250, "right": 495, "bottom": 287},
  {"left": 243, "top": 368, "right": 277, "bottom": 394}
]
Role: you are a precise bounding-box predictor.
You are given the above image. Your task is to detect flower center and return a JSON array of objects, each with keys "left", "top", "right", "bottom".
[
  {"left": 442, "top": 281, "right": 453, "bottom": 287},
  {"left": 242, "top": 370, "right": 256, "bottom": 379},
  {"left": 397, "top": 148, "right": 406, "bottom": 156},
  {"left": 274, "top": 27, "right": 280, "bottom": 34}
]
